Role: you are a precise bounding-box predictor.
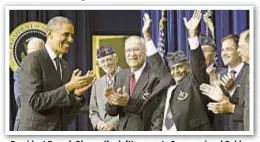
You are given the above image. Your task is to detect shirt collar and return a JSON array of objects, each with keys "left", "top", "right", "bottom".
[
  {"left": 45, "top": 43, "right": 58, "bottom": 60},
  {"left": 228, "top": 62, "right": 244, "bottom": 78},
  {"left": 132, "top": 62, "right": 146, "bottom": 82},
  {"left": 106, "top": 66, "right": 120, "bottom": 82}
]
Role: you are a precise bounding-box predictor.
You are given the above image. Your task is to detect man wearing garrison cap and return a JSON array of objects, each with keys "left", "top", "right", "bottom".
[
  {"left": 89, "top": 45, "right": 120, "bottom": 131},
  {"left": 143, "top": 10, "right": 214, "bottom": 131}
]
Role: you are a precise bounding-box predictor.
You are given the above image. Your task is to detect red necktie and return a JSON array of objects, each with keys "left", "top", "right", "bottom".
[{"left": 129, "top": 73, "right": 136, "bottom": 95}]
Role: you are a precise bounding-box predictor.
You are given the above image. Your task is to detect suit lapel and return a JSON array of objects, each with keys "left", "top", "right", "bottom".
[
  {"left": 60, "top": 59, "right": 69, "bottom": 83},
  {"left": 42, "top": 47, "right": 63, "bottom": 84},
  {"left": 131, "top": 64, "right": 150, "bottom": 98},
  {"left": 147, "top": 73, "right": 173, "bottom": 101},
  {"left": 101, "top": 75, "right": 108, "bottom": 102}
]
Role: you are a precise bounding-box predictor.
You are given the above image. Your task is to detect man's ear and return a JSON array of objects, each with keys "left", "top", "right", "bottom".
[
  {"left": 213, "top": 51, "right": 217, "bottom": 57},
  {"left": 47, "top": 30, "right": 53, "bottom": 39},
  {"left": 97, "top": 60, "right": 102, "bottom": 68},
  {"left": 186, "top": 63, "right": 192, "bottom": 74},
  {"left": 115, "top": 55, "right": 119, "bottom": 62}
]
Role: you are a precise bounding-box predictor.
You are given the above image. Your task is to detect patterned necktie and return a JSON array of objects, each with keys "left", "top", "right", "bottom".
[
  {"left": 129, "top": 73, "right": 136, "bottom": 95},
  {"left": 230, "top": 70, "right": 237, "bottom": 76},
  {"left": 108, "top": 77, "right": 113, "bottom": 88},
  {"left": 55, "top": 57, "right": 62, "bottom": 80},
  {"left": 164, "top": 91, "right": 175, "bottom": 130}
]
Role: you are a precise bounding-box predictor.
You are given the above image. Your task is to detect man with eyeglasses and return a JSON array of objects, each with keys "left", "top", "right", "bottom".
[
  {"left": 105, "top": 35, "right": 171, "bottom": 131},
  {"left": 89, "top": 45, "right": 120, "bottom": 131}
]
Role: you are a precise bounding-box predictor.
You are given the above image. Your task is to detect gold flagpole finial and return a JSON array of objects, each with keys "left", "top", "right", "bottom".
[{"left": 160, "top": 10, "right": 167, "bottom": 28}]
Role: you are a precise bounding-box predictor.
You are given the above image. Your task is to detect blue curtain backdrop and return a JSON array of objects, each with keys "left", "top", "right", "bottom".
[{"left": 141, "top": 10, "right": 249, "bottom": 67}]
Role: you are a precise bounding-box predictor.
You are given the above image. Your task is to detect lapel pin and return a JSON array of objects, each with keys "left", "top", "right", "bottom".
[
  {"left": 177, "top": 90, "right": 188, "bottom": 101},
  {"left": 142, "top": 90, "right": 151, "bottom": 101}
]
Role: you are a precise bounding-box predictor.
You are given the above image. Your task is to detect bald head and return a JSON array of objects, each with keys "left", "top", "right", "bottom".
[
  {"left": 241, "top": 29, "right": 249, "bottom": 44},
  {"left": 27, "top": 37, "right": 45, "bottom": 54}
]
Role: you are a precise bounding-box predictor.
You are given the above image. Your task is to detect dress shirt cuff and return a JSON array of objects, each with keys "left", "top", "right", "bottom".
[
  {"left": 188, "top": 36, "right": 199, "bottom": 50},
  {"left": 146, "top": 40, "right": 158, "bottom": 56},
  {"left": 228, "top": 87, "right": 236, "bottom": 97},
  {"left": 108, "top": 116, "right": 119, "bottom": 125},
  {"left": 75, "top": 96, "right": 83, "bottom": 100},
  {"left": 65, "top": 86, "right": 70, "bottom": 95}
]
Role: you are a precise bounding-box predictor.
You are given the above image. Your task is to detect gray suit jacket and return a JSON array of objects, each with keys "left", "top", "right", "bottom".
[
  {"left": 89, "top": 73, "right": 119, "bottom": 130},
  {"left": 19, "top": 47, "right": 85, "bottom": 131}
]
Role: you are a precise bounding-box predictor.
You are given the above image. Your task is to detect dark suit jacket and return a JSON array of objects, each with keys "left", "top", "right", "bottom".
[
  {"left": 105, "top": 53, "right": 172, "bottom": 131},
  {"left": 13, "top": 70, "right": 21, "bottom": 131},
  {"left": 166, "top": 47, "right": 213, "bottom": 131},
  {"left": 220, "top": 63, "right": 249, "bottom": 131},
  {"left": 18, "top": 47, "right": 85, "bottom": 131}
]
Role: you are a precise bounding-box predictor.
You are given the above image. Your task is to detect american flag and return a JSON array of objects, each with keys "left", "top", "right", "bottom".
[{"left": 157, "top": 10, "right": 168, "bottom": 65}]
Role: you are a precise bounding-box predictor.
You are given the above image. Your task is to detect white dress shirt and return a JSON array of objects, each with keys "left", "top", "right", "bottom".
[
  {"left": 131, "top": 62, "right": 147, "bottom": 82},
  {"left": 162, "top": 85, "right": 178, "bottom": 131}
]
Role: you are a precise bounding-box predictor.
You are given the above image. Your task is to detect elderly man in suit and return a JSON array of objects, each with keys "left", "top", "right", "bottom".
[
  {"left": 89, "top": 45, "right": 120, "bottom": 131},
  {"left": 142, "top": 10, "right": 213, "bottom": 131},
  {"left": 19, "top": 16, "right": 95, "bottom": 131},
  {"left": 105, "top": 33, "right": 171, "bottom": 130},
  {"left": 200, "top": 33, "right": 249, "bottom": 131},
  {"left": 13, "top": 37, "right": 44, "bottom": 131}
]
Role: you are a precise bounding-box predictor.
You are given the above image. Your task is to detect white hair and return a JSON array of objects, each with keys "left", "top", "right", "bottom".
[
  {"left": 27, "top": 37, "right": 45, "bottom": 54},
  {"left": 125, "top": 36, "right": 146, "bottom": 52}
]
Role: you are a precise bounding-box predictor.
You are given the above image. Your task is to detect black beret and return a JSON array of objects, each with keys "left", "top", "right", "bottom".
[
  {"left": 97, "top": 45, "right": 116, "bottom": 58},
  {"left": 166, "top": 50, "right": 188, "bottom": 67},
  {"left": 200, "top": 34, "right": 216, "bottom": 48}
]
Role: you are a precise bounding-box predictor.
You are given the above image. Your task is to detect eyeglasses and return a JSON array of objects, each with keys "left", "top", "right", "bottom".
[{"left": 125, "top": 47, "right": 142, "bottom": 53}]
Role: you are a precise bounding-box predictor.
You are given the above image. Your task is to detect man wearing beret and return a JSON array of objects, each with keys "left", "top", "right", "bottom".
[
  {"left": 89, "top": 45, "right": 120, "bottom": 131},
  {"left": 105, "top": 34, "right": 171, "bottom": 130},
  {"left": 200, "top": 34, "right": 217, "bottom": 73},
  {"left": 201, "top": 11, "right": 227, "bottom": 82},
  {"left": 143, "top": 10, "right": 214, "bottom": 131}
]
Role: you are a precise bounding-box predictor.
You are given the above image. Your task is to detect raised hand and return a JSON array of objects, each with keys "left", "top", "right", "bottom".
[
  {"left": 74, "top": 76, "right": 96, "bottom": 96},
  {"left": 183, "top": 10, "right": 202, "bottom": 38},
  {"left": 200, "top": 83, "right": 224, "bottom": 102},
  {"left": 142, "top": 13, "right": 152, "bottom": 41},
  {"left": 65, "top": 69, "right": 96, "bottom": 93},
  {"left": 203, "top": 10, "right": 215, "bottom": 40},
  {"left": 220, "top": 73, "right": 235, "bottom": 92},
  {"left": 84, "top": 70, "right": 96, "bottom": 85}
]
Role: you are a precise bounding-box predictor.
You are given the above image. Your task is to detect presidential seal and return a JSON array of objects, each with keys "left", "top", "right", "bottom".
[{"left": 9, "top": 21, "right": 47, "bottom": 72}]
